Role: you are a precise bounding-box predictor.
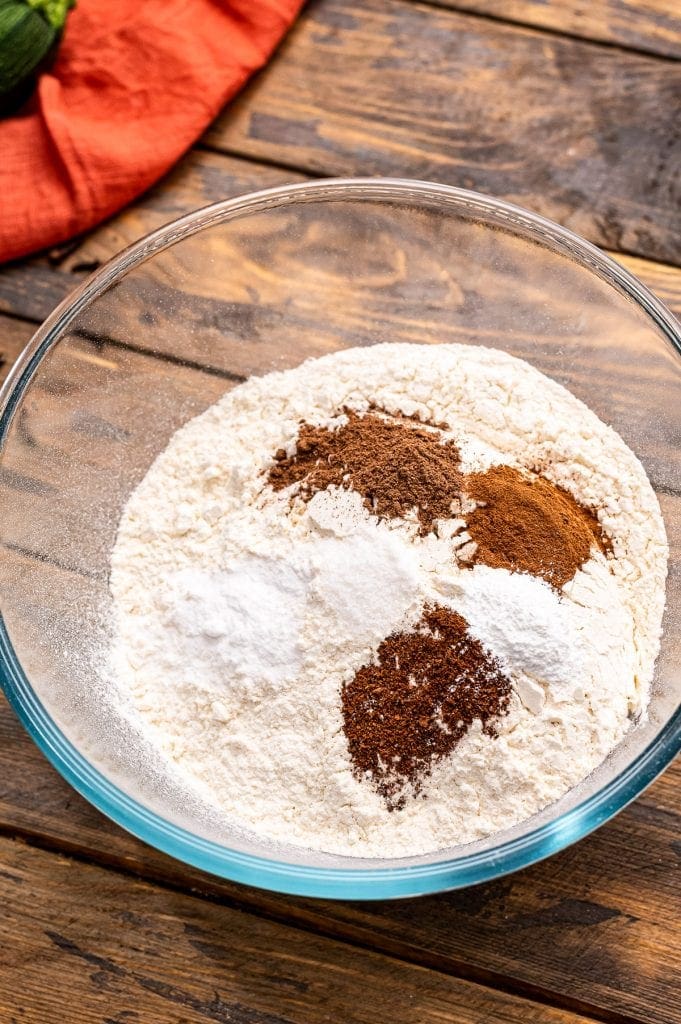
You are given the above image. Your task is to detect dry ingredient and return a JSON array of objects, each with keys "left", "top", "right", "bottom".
[
  {"left": 272, "top": 408, "right": 615, "bottom": 801},
  {"left": 109, "top": 342, "right": 668, "bottom": 858},
  {"left": 465, "top": 464, "right": 610, "bottom": 587},
  {"left": 342, "top": 605, "right": 512, "bottom": 809},
  {"left": 270, "top": 412, "right": 612, "bottom": 588},
  {"left": 269, "top": 409, "right": 463, "bottom": 531}
]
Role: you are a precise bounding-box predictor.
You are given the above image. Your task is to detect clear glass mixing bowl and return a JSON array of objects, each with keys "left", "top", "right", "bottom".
[{"left": 1, "top": 179, "right": 679, "bottom": 899}]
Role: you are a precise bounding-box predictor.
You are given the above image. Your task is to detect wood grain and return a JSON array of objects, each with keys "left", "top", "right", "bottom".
[
  {"left": 0, "top": 836, "right": 601, "bottom": 1024},
  {"left": 0, "top": 4, "right": 680, "bottom": 1020},
  {"left": 427, "top": 0, "right": 681, "bottom": 59},
  {"left": 0, "top": 261, "right": 79, "bottom": 326},
  {"left": 2, "top": 504, "right": 681, "bottom": 1024},
  {"left": 1, "top": 151, "right": 680, "bottom": 341},
  {"left": 3, "top": 158, "right": 681, "bottom": 576},
  {"left": 1, "top": 164, "right": 681, "bottom": 419},
  {"left": 2, "top": 219, "right": 680, "bottom": 528},
  {"left": 0, "top": 326, "right": 230, "bottom": 573},
  {"left": 0, "top": 297, "right": 679, "bottom": 1024},
  {"left": 204, "top": 0, "right": 681, "bottom": 264},
  {"left": 0, "top": 316, "right": 34, "bottom": 381},
  {"left": 0, "top": 152, "right": 306, "bottom": 326},
  {"left": 1, "top": 268, "right": 680, "bottom": 580}
]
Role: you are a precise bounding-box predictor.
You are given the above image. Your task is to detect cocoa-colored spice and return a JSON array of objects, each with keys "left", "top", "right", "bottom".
[
  {"left": 268, "top": 409, "right": 462, "bottom": 532},
  {"left": 465, "top": 465, "right": 610, "bottom": 588},
  {"left": 342, "top": 606, "right": 512, "bottom": 809}
]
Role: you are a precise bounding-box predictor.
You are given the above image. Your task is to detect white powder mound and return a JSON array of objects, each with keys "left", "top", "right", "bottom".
[
  {"left": 109, "top": 342, "right": 668, "bottom": 858},
  {"left": 165, "top": 561, "right": 309, "bottom": 688}
]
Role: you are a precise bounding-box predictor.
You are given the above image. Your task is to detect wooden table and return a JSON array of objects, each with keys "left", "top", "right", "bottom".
[{"left": 1, "top": 2, "right": 680, "bottom": 1021}]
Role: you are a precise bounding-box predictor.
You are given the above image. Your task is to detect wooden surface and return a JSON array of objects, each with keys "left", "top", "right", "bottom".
[
  {"left": 0, "top": 1, "right": 679, "bottom": 1022},
  {"left": 430, "top": 1, "right": 681, "bottom": 58}
]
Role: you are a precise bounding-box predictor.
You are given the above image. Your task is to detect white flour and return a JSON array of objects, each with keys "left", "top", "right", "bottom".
[{"left": 109, "top": 343, "right": 667, "bottom": 857}]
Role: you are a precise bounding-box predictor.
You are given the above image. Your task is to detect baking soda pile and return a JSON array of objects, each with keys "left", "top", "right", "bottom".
[{"left": 109, "top": 343, "right": 668, "bottom": 857}]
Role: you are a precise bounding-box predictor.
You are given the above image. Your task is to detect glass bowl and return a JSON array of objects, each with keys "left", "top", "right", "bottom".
[{"left": 1, "top": 179, "right": 679, "bottom": 900}]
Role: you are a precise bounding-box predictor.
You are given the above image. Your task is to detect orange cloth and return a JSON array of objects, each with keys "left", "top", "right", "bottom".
[{"left": 0, "top": 0, "right": 302, "bottom": 263}]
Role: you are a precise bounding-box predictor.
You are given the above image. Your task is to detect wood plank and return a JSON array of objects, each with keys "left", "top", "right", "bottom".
[
  {"left": 0, "top": 836, "right": 598, "bottom": 1024},
  {"left": 0, "top": 170, "right": 679, "bottom": 1024},
  {"left": 1, "top": 288, "right": 677, "bottom": 1024},
  {"left": 203, "top": 0, "right": 681, "bottom": 265},
  {"left": 0, "top": 152, "right": 306, "bottom": 326},
  {"left": 0, "top": 261, "right": 81, "bottom": 326},
  {"left": 0, "top": 315, "right": 33, "bottom": 382},
  {"left": 3, "top": 170, "right": 681, "bottom": 411},
  {"left": 3, "top": 168, "right": 681, "bottom": 573},
  {"left": 427, "top": 1, "right": 681, "bottom": 60},
  {"left": 619, "top": 252, "right": 681, "bottom": 319},
  {"left": 0, "top": 157, "right": 679, "bottom": 440},
  {"left": 0, "top": 326, "right": 231, "bottom": 574},
  {"left": 34, "top": 152, "right": 681, "bottom": 334},
  {"left": 0, "top": 7, "right": 677, "bottom": 1020},
  {"left": 2, "top": 12, "right": 681, "bottom": 332},
  {"left": 1, "top": 285, "right": 680, "bottom": 579}
]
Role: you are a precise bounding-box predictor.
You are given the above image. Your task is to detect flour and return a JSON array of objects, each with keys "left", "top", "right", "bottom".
[
  {"left": 165, "top": 560, "right": 308, "bottom": 687},
  {"left": 436, "top": 566, "right": 584, "bottom": 707},
  {"left": 120, "top": 494, "right": 425, "bottom": 701},
  {"left": 109, "top": 343, "right": 667, "bottom": 858}
]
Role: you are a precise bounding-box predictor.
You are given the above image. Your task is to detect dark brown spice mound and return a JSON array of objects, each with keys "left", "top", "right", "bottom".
[
  {"left": 268, "top": 409, "right": 462, "bottom": 532},
  {"left": 465, "top": 465, "right": 611, "bottom": 588},
  {"left": 342, "top": 606, "right": 512, "bottom": 810}
]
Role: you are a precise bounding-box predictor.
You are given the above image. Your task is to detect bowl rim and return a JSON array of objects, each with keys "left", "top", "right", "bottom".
[{"left": 1, "top": 177, "right": 680, "bottom": 899}]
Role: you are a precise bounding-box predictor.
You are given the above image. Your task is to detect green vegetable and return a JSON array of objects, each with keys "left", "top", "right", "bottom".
[{"left": 0, "top": 0, "right": 75, "bottom": 116}]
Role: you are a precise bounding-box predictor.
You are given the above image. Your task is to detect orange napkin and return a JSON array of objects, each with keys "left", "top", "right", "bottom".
[{"left": 0, "top": 0, "right": 302, "bottom": 263}]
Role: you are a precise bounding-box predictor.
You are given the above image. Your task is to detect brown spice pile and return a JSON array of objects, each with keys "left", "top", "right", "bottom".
[
  {"left": 465, "top": 465, "right": 611, "bottom": 588},
  {"left": 268, "top": 409, "right": 462, "bottom": 532},
  {"left": 342, "top": 606, "right": 512, "bottom": 809}
]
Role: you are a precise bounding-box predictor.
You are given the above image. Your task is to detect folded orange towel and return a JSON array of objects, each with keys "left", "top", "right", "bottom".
[{"left": 0, "top": 0, "right": 302, "bottom": 263}]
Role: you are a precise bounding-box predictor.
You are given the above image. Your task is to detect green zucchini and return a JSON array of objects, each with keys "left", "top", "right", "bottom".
[{"left": 0, "top": 0, "right": 75, "bottom": 116}]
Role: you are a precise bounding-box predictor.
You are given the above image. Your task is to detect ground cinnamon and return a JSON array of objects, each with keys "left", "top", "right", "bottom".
[
  {"left": 342, "top": 606, "right": 512, "bottom": 809},
  {"left": 465, "top": 465, "right": 610, "bottom": 588}
]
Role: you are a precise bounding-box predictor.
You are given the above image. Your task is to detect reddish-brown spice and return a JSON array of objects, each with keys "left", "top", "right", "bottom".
[
  {"left": 465, "top": 464, "right": 611, "bottom": 588},
  {"left": 342, "top": 606, "right": 513, "bottom": 809},
  {"left": 268, "top": 409, "right": 462, "bottom": 532}
]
